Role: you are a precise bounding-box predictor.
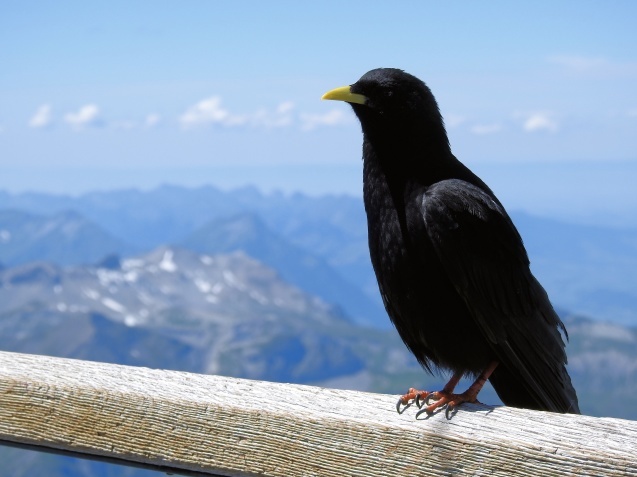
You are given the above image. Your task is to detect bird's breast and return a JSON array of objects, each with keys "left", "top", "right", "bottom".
[
  {"left": 363, "top": 163, "right": 491, "bottom": 371},
  {"left": 363, "top": 164, "right": 440, "bottom": 320}
]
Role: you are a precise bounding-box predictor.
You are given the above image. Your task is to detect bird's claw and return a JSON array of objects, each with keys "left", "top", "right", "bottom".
[
  {"left": 414, "top": 392, "right": 425, "bottom": 408},
  {"left": 417, "top": 391, "right": 461, "bottom": 418},
  {"left": 445, "top": 402, "right": 458, "bottom": 420},
  {"left": 397, "top": 388, "right": 430, "bottom": 413},
  {"left": 414, "top": 392, "right": 435, "bottom": 408},
  {"left": 397, "top": 387, "right": 469, "bottom": 419}
]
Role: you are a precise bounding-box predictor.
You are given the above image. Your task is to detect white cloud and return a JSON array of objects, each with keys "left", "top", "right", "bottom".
[
  {"left": 145, "top": 113, "right": 161, "bottom": 128},
  {"left": 29, "top": 104, "right": 53, "bottom": 128},
  {"left": 469, "top": 123, "right": 502, "bottom": 135},
  {"left": 64, "top": 104, "right": 102, "bottom": 129},
  {"left": 28, "top": 97, "right": 351, "bottom": 134},
  {"left": 251, "top": 101, "right": 295, "bottom": 128},
  {"left": 299, "top": 109, "right": 350, "bottom": 131},
  {"left": 179, "top": 97, "right": 297, "bottom": 129},
  {"left": 179, "top": 96, "right": 245, "bottom": 128},
  {"left": 522, "top": 112, "right": 559, "bottom": 133}
]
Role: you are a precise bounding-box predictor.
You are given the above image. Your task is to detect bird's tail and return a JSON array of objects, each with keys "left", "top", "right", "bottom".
[{"left": 489, "top": 363, "right": 580, "bottom": 414}]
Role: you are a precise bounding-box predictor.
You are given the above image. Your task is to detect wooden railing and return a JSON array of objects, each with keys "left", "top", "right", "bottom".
[{"left": 1, "top": 350, "right": 635, "bottom": 476}]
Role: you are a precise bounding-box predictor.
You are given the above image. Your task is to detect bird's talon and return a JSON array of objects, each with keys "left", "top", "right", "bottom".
[
  {"left": 425, "top": 392, "right": 437, "bottom": 406},
  {"left": 445, "top": 403, "right": 456, "bottom": 420},
  {"left": 415, "top": 393, "right": 424, "bottom": 408}
]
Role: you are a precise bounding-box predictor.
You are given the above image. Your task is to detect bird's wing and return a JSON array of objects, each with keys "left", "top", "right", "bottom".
[{"left": 418, "top": 179, "right": 578, "bottom": 412}]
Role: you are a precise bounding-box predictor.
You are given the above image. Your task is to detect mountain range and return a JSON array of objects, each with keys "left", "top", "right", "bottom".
[
  {"left": 0, "top": 247, "right": 372, "bottom": 383},
  {"left": 179, "top": 212, "right": 383, "bottom": 324},
  {"left": 1, "top": 184, "right": 636, "bottom": 325},
  {"left": 0, "top": 209, "right": 136, "bottom": 267}
]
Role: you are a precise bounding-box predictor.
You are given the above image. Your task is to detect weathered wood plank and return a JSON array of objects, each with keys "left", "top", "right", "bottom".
[{"left": 0, "top": 350, "right": 635, "bottom": 476}]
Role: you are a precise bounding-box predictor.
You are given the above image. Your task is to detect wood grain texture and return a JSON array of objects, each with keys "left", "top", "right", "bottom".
[{"left": 0, "top": 350, "right": 635, "bottom": 476}]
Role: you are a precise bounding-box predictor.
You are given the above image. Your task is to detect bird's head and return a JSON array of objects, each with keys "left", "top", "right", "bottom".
[{"left": 322, "top": 68, "right": 449, "bottom": 153}]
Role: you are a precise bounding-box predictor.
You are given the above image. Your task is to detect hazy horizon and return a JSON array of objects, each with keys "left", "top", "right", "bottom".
[
  {"left": 2, "top": 2, "right": 636, "bottom": 227},
  {"left": 2, "top": 159, "right": 637, "bottom": 230}
]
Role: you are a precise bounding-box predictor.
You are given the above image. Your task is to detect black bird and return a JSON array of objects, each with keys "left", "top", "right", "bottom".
[{"left": 322, "top": 68, "right": 580, "bottom": 415}]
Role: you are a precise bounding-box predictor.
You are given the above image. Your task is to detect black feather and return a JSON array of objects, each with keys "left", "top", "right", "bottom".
[{"left": 340, "top": 68, "right": 579, "bottom": 413}]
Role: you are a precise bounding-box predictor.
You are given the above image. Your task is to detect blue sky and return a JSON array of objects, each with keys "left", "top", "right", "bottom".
[{"left": 1, "top": 1, "right": 636, "bottom": 225}]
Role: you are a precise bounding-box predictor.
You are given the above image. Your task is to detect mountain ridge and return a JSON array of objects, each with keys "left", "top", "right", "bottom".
[
  {"left": 1, "top": 184, "right": 636, "bottom": 325},
  {"left": 179, "top": 212, "right": 384, "bottom": 325}
]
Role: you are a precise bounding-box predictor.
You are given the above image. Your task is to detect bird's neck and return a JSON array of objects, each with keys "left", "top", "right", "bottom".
[
  {"left": 362, "top": 132, "right": 499, "bottom": 209},
  {"left": 362, "top": 131, "right": 455, "bottom": 187}
]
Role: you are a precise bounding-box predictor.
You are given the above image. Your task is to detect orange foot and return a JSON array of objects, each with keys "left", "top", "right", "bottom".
[
  {"left": 397, "top": 361, "right": 499, "bottom": 419},
  {"left": 396, "top": 387, "right": 431, "bottom": 414},
  {"left": 418, "top": 389, "right": 480, "bottom": 419}
]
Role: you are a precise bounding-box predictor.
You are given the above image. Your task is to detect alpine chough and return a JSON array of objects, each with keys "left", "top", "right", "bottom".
[{"left": 322, "top": 68, "right": 580, "bottom": 416}]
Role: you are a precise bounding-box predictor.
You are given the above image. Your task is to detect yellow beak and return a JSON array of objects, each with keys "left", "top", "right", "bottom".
[{"left": 321, "top": 85, "right": 367, "bottom": 105}]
